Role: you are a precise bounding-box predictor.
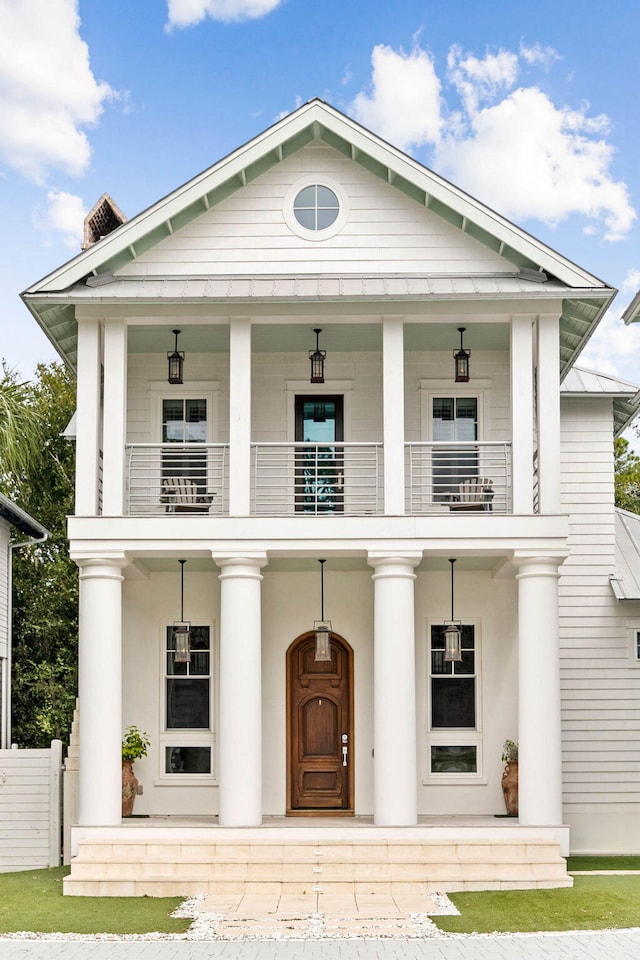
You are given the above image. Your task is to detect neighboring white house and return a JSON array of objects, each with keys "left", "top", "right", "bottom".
[
  {"left": 0, "top": 493, "right": 48, "bottom": 748},
  {"left": 20, "top": 99, "right": 640, "bottom": 894}
]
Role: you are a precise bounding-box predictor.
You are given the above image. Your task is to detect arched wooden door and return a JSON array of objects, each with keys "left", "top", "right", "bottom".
[{"left": 286, "top": 631, "right": 354, "bottom": 815}]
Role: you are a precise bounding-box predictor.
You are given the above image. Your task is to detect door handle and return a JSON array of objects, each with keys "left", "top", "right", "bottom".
[{"left": 342, "top": 732, "right": 348, "bottom": 766}]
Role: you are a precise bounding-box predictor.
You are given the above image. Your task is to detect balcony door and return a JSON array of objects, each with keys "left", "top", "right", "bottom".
[
  {"left": 432, "top": 396, "right": 478, "bottom": 502},
  {"left": 162, "top": 397, "right": 208, "bottom": 494},
  {"left": 294, "top": 396, "right": 344, "bottom": 513}
]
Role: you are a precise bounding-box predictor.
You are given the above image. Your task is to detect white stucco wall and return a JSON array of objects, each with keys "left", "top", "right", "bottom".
[{"left": 122, "top": 563, "right": 518, "bottom": 818}]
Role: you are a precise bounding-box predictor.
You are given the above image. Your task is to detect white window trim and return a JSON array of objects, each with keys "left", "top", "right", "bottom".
[
  {"left": 627, "top": 620, "right": 640, "bottom": 666},
  {"left": 283, "top": 177, "right": 349, "bottom": 242},
  {"left": 423, "top": 618, "right": 486, "bottom": 785},
  {"left": 419, "top": 379, "right": 493, "bottom": 442},
  {"left": 157, "top": 620, "right": 218, "bottom": 785},
  {"left": 148, "top": 381, "right": 219, "bottom": 442}
]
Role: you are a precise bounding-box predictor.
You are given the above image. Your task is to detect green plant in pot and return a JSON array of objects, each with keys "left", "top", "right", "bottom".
[
  {"left": 121, "top": 725, "right": 150, "bottom": 817},
  {"left": 501, "top": 738, "right": 518, "bottom": 816}
]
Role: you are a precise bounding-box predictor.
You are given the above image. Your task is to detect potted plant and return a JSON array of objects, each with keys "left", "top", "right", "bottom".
[
  {"left": 501, "top": 739, "right": 518, "bottom": 816},
  {"left": 121, "top": 725, "right": 150, "bottom": 817}
]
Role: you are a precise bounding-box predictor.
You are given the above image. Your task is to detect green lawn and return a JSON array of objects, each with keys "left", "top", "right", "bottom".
[
  {"left": 0, "top": 868, "right": 190, "bottom": 935},
  {"left": 434, "top": 875, "right": 640, "bottom": 934}
]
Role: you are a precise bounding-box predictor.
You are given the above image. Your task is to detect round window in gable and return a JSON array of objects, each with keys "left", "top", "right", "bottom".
[{"left": 293, "top": 185, "right": 340, "bottom": 231}]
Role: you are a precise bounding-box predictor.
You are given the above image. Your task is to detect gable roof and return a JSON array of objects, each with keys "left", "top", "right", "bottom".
[
  {"left": 22, "top": 98, "right": 615, "bottom": 374},
  {"left": 561, "top": 366, "right": 640, "bottom": 436}
]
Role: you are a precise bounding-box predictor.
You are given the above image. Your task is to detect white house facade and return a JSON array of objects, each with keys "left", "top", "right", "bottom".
[{"left": 21, "top": 100, "right": 640, "bottom": 895}]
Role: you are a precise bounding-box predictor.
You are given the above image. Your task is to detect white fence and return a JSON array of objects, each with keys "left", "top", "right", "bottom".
[{"left": 0, "top": 740, "right": 63, "bottom": 871}]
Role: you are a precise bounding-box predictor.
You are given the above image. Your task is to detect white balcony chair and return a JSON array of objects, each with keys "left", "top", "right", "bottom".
[
  {"left": 160, "top": 477, "right": 215, "bottom": 514},
  {"left": 448, "top": 477, "right": 494, "bottom": 512}
]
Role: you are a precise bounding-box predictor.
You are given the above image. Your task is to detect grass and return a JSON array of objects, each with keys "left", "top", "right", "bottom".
[
  {"left": 0, "top": 868, "right": 190, "bottom": 935},
  {"left": 434, "top": 875, "right": 640, "bottom": 935},
  {"left": 567, "top": 855, "right": 640, "bottom": 871}
]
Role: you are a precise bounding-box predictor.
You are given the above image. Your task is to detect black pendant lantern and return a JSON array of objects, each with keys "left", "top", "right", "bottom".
[
  {"left": 167, "top": 328, "right": 185, "bottom": 385},
  {"left": 444, "top": 558, "right": 463, "bottom": 662},
  {"left": 309, "top": 328, "right": 326, "bottom": 384},
  {"left": 454, "top": 327, "right": 470, "bottom": 383},
  {"left": 173, "top": 559, "right": 191, "bottom": 663},
  {"left": 314, "top": 559, "right": 332, "bottom": 661}
]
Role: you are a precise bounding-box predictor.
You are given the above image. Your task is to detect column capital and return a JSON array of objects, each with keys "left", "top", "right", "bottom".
[
  {"left": 512, "top": 554, "right": 566, "bottom": 578},
  {"left": 368, "top": 554, "right": 421, "bottom": 579},
  {"left": 214, "top": 555, "right": 268, "bottom": 580},
  {"left": 76, "top": 557, "right": 128, "bottom": 580}
]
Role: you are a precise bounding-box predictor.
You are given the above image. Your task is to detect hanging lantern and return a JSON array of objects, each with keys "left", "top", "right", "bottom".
[
  {"left": 444, "top": 558, "right": 463, "bottom": 662},
  {"left": 314, "top": 559, "right": 332, "bottom": 661},
  {"left": 173, "top": 559, "right": 191, "bottom": 663},
  {"left": 309, "top": 328, "right": 326, "bottom": 384},
  {"left": 454, "top": 327, "right": 470, "bottom": 383},
  {"left": 167, "top": 328, "right": 185, "bottom": 385}
]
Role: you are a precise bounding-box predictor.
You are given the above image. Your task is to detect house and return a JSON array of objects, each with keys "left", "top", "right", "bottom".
[
  {"left": 21, "top": 99, "right": 640, "bottom": 895},
  {"left": 0, "top": 493, "right": 48, "bottom": 748}
]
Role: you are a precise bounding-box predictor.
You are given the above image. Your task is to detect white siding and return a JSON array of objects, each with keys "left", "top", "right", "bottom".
[
  {"left": 559, "top": 397, "right": 640, "bottom": 849},
  {"left": 118, "top": 145, "right": 513, "bottom": 279}
]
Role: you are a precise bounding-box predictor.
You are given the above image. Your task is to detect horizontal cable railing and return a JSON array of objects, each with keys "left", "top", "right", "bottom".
[
  {"left": 406, "top": 441, "right": 512, "bottom": 515},
  {"left": 125, "top": 443, "right": 228, "bottom": 516},
  {"left": 251, "top": 442, "right": 384, "bottom": 516}
]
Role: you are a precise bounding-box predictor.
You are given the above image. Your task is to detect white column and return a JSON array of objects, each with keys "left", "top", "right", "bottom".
[
  {"left": 77, "top": 558, "right": 126, "bottom": 825},
  {"left": 228, "top": 317, "right": 252, "bottom": 516},
  {"left": 537, "top": 313, "right": 562, "bottom": 514},
  {"left": 75, "top": 318, "right": 101, "bottom": 516},
  {"left": 102, "top": 319, "right": 127, "bottom": 516},
  {"left": 215, "top": 555, "right": 266, "bottom": 825},
  {"left": 382, "top": 316, "right": 406, "bottom": 515},
  {"left": 514, "top": 555, "right": 564, "bottom": 825},
  {"left": 369, "top": 554, "right": 421, "bottom": 825},
  {"left": 510, "top": 315, "right": 534, "bottom": 514}
]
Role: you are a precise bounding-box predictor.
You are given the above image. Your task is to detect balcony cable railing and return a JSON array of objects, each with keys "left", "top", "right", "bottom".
[
  {"left": 125, "top": 443, "right": 228, "bottom": 516},
  {"left": 406, "top": 440, "right": 511, "bottom": 515}
]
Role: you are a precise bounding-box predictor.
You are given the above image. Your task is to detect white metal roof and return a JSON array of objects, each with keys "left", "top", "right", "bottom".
[
  {"left": 561, "top": 366, "right": 640, "bottom": 435},
  {"left": 612, "top": 508, "right": 640, "bottom": 601}
]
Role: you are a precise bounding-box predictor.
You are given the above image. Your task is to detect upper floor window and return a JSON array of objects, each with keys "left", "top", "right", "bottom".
[
  {"left": 293, "top": 185, "right": 340, "bottom": 231},
  {"left": 432, "top": 397, "right": 478, "bottom": 503},
  {"left": 162, "top": 398, "right": 207, "bottom": 443}
]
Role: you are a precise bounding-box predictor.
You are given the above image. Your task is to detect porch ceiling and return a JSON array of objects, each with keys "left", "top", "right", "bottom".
[{"left": 126, "top": 321, "right": 510, "bottom": 354}]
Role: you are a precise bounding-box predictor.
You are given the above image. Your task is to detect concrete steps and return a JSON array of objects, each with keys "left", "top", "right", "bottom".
[{"left": 64, "top": 832, "right": 573, "bottom": 896}]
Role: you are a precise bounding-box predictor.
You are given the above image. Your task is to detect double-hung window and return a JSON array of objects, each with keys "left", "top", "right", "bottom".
[
  {"left": 163, "top": 624, "right": 214, "bottom": 777},
  {"left": 432, "top": 397, "right": 478, "bottom": 502},
  {"left": 428, "top": 623, "right": 481, "bottom": 778}
]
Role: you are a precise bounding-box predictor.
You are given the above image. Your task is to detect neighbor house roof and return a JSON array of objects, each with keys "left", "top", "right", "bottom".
[
  {"left": 0, "top": 493, "right": 49, "bottom": 541},
  {"left": 561, "top": 366, "right": 640, "bottom": 436},
  {"left": 21, "top": 98, "right": 616, "bottom": 375},
  {"left": 612, "top": 508, "right": 640, "bottom": 600}
]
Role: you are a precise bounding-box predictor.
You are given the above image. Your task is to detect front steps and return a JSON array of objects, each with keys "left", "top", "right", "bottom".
[{"left": 64, "top": 825, "right": 572, "bottom": 896}]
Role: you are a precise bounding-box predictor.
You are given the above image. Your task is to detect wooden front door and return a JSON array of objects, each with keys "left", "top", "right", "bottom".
[{"left": 287, "top": 631, "right": 353, "bottom": 814}]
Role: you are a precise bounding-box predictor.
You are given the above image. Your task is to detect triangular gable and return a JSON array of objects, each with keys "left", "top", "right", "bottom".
[{"left": 22, "top": 98, "right": 616, "bottom": 373}]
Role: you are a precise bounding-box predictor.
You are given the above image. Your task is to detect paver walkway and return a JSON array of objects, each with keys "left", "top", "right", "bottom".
[{"left": 2, "top": 930, "right": 640, "bottom": 959}]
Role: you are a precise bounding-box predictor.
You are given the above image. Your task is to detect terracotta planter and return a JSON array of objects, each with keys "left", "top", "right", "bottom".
[
  {"left": 501, "top": 759, "right": 519, "bottom": 816},
  {"left": 122, "top": 759, "right": 139, "bottom": 817}
]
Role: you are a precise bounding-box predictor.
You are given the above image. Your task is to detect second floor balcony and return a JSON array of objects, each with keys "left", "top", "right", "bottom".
[{"left": 124, "top": 440, "right": 512, "bottom": 517}]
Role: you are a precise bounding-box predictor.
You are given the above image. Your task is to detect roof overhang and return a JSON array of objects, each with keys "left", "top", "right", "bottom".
[{"left": 0, "top": 494, "right": 49, "bottom": 541}]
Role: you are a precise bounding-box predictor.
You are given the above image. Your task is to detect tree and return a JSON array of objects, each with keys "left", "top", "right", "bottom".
[
  {"left": 614, "top": 436, "right": 640, "bottom": 514},
  {"left": 0, "top": 362, "right": 78, "bottom": 747}
]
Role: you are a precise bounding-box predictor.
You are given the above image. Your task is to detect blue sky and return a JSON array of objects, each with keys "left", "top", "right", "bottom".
[{"left": 2, "top": 0, "right": 640, "bottom": 393}]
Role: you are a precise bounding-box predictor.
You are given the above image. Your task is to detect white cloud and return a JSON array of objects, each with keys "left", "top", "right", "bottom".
[
  {"left": 0, "top": 0, "right": 113, "bottom": 183},
  {"left": 434, "top": 87, "right": 635, "bottom": 241},
  {"left": 350, "top": 43, "right": 443, "bottom": 151},
  {"left": 34, "top": 190, "right": 86, "bottom": 249},
  {"left": 166, "top": 0, "right": 283, "bottom": 28},
  {"left": 447, "top": 45, "right": 518, "bottom": 114},
  {"left": 348, "top": 41, "right": 635, "bottom": 242},
  {"left": 621, "top": 269, "right": 640, "bottom": 295}
]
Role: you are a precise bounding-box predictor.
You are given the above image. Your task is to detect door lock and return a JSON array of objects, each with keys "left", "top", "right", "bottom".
[{"left": 341, "top": 733, "right": 348, "bottom": 766}]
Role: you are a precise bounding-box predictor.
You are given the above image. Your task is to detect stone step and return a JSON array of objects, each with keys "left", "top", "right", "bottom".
[{"left": 65, "top": 832, "right": 572, "bottom": 896}]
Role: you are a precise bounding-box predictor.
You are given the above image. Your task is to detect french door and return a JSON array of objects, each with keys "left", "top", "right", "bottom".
[{"left": 294, "top": 396, "right": 344, "bottom": 513}]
